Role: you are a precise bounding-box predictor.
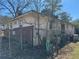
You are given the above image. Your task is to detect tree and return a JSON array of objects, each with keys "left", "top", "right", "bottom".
[
  {"left": 31, "top": 0, "right": 45, "bottom": 12},
  {"left": 43, "top": 0, "right": 62, "bottom": 57},
  {"left": 72, "top": 19, "right": 79, "bottom": 28},
  {"left": 0, "top": 0, "right": 31, "bottom": 18},
  {"left": 45, "top": 0, "right": 62, "bottom": 15},
  {"left": 0, "top": 0, "right": 32, "bottom": 57},
  {"left": 30, "top": 0, "right": 46, "bottom": 45},
  {"left": 59, "top": 12, "right": 72, "bottom": 22},
  {"left": 44, "top": 0, "right": 62, "bottom": 30},
  {"left": 0, "top": 0, "right": 32, "bottom": 55}
]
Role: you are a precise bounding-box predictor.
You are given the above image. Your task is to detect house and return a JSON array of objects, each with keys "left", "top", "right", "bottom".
[{"left": 0, "top": 11, "right": 75, "bottom": 46}]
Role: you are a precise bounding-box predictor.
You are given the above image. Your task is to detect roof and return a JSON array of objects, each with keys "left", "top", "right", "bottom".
[
  {"left": 7, "top": 10, "right": 47, "bottom": 23},
  {"left": 14, "top": 10, "right": 42, "bottom": 20}
]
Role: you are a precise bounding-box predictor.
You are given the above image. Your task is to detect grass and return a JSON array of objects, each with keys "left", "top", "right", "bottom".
[{"left": 70, "top": 42, "right": 79, "bottom": 59}]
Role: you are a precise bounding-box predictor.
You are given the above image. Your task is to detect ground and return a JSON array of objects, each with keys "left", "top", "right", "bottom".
[
  {"left": 70, "top": 42, "right": 79, "bottom": 59},
  {"left": 55, "top": 42, "right": 79, "bottom": 59}
]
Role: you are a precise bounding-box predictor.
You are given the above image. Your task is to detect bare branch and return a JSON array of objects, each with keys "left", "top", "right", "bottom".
[
  {"left": 0, "top": 3, "right": 15, "bottom": 18},
  {"left": 7, "top": 0, "right": 16, "bottom": 14},
  {"left": 20, "top": 3, "right": 29, "bottom": 11}
]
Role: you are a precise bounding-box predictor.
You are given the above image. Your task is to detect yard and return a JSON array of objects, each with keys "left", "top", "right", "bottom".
[
  {"left": 71, "top": 42, "right": 79, "bottom": 59},
  {"left": 55, "top": 42, "right": 79, "bottom": 59}
]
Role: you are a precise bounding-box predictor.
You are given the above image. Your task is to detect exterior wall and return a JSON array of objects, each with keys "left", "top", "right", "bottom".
[
  {"left": 52, "top": 21, "right": 61, "bottom": 31},
  {"left": 0, "top": 30, "right": 4, "bottom": 37},
  {"left": 65, "top": 23, "right": 75, "bottom": 35},
  {"left": 59, "top": 21, "right": 75, "bottom": 35}
]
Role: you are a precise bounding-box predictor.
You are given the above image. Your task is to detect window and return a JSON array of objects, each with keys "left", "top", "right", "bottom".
[{"left": 61, "top": 24, "right": 65, "bottom": 33}]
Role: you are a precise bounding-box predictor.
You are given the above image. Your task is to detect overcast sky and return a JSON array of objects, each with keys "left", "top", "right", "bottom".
[{"left": 62, "top": 0, "right": 79, "bottom": 20}]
